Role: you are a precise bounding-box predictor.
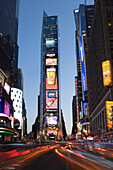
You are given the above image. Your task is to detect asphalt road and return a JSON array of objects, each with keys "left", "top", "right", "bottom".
[
  {"left": 0, "top": 148, "right": 84, "bottom": 170},
  {"left": 1, "top": 143, "right": 113, "bottom": 170}
]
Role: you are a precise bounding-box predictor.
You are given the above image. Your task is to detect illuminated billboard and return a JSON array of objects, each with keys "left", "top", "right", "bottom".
[
  {"left": 11, "top": 88, "right": 23, "bottom": 130},
  {"left": 102, "top": 60, "right": 112, "bottom": 86},
  {"left": 79, "top": 36, "right": 87, "bottom": 92},
  {"left": 47, "top": 90, "right": 56, "bottom": 98},
  {"left": 82, "top": 100, "right": 88, "bottom": 117},
  {"left": 46, "top": 39, "right": 55, "bottom": 48},
  {"left": 4, "top": 100, "right": 10, "bottom": 116},
  {"left": 4, "top": 82, "right": 10, "bottom": 95},
  {"left": 47, "top": 68, "right": 56, "bottom": 85},
  {"left": 46, "top": 59, "right": 57, "bottom": 66},
  {"left": 46, "top": 90, "right": 57, "bottom": 109},
  {"left": 0, "top": 97, "right": 4, "bottom": 113},
  {"left": 47, "top": 130, "right": 57, "bottom": 135},
  {"left": 46, "top": 54, "right": 56, "bottom": 58},
  {"left": 106, "top": 101, "right": 113, "bottom": 129},
  {"left": 46, "top": 116, "right": 57, "bottom": 126}
]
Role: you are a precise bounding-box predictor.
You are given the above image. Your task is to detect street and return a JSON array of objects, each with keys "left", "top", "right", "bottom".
[{"left": 0, "top": 142, "right": 113, "bottom": 170}]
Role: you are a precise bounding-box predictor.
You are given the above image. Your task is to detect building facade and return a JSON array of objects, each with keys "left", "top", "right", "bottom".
[
  {"left": 40, "top": 11, "right": 60, "bottom": 141},
  {"left": 73, "top": 4, "right": 94, "bottom": 138},
  {"left": 86, "top": 0, "right": 113, "bottom": 138}
]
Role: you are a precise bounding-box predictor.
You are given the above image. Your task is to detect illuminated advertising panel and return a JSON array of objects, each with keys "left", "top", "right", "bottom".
[
  {"left": 4, "top": 100, "right": 10, "bottom": 116},
  {"left": 77, "top": 122, "right": 81, "bottom": 133},
  {"left": 46, "top": 90, "right": 57, "bottom": 109},
  {"left": 46, "top": 58, "right": 57, "bottom": 66},
  {"left": 46, "top": 39, "right": 55, "bottom": 48},
  {"left": 47, "top": 90, "right": 56, "bottom": 98},
  {"left": 47, "top": 130, "right": 57, "bottom": 135},
  {"left": 79, "top": 36, "right": 87, "bottom": 92},
  {"left": 47, "top": 68, "right": 56, "bottom": 85},
  {"left": 46, "top": 116, "right": 57, "bottom": 126},
  {"left": 106, "top": 101, "right": 113, "bottom": 129},
  {"left": 0, "top": 97, "right": 4, "bottom": 113},
  {"left": 4, "top": 82, "right": 10, "bottom": 95},
  {"left": 46, "top": 54, "right": 56, "bottom": 58},
  {"left": 82, "top": 100, "right": 88, "bottom": 117},
  {"left": 102, "top": 60, "right": 112, "bottom": 86}
]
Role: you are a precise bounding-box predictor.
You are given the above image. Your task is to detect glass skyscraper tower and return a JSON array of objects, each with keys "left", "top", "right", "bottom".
[{"left": 40, "top": 12, "right": 60, "bottom": 140}]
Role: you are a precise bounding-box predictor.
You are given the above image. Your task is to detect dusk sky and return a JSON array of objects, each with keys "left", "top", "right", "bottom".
[{"left": 18, "top": 0, "right": 94, "bottom": 135}]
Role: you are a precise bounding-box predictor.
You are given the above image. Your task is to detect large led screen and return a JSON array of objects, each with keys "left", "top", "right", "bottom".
[
  {"left": 79, "top": 36, "right": 87, "bottom": 92},
  {"left": 46, "top": 68, "right": 56, "bottom": 85},
  {"left": 102, "top": 60, "right": 112, "bottom": 86},
  {"left": 47, "top": 130, "right": 57, "bottom": 135},
  {"left": 106, "top": 101, "right": 113, "bottom": 129},
  {"left": 46, "top": 90, "right": 57, "bottom": 109},
  {"left": 46, "top": 116, "right": 57, "bottom": 126},
  {"left": 82, "top": 100, "right": 88, "bottom": 117},
  {"left": 0, "top": 97, "right": 4, "bottom": 113},
  {"left": 4, "top": 100, "right": 10, "bottom": 116},
  {"left": 4, "top": 82, "right": 10, "bottom": 95},
  {"left": 46, "top": 40, "right": 55, "bottom": 48},
  {"left": 46, "top": 59, "right": 57, "bottom": 66}
]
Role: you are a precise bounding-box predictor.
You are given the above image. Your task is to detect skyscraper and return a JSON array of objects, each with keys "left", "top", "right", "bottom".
[
  {"left": 73, "top": 4, "right": 94, "bottom": 138},
  {"left": 0, "top": 0, "right": 19, "bottom": 87},
  {"left": 40, "top": 11, "right": 60, "bottom": 141}
]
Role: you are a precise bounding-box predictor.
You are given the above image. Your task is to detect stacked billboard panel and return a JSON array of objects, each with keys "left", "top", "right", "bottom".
[{"left": 45, "top": 39, "right": 58, "bottom": 138}]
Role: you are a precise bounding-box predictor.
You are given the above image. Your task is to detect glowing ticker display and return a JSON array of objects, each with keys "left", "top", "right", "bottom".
[
  {"left": 46, "top": 53, "right": 56, "bottom": 57},
  {"left": 102, "top": 60, "right": 112, "bottom": 86}
]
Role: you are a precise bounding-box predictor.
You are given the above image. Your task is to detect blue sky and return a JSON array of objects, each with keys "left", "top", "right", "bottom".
[{"left": 18, "top": 0, "right": 94, "bottom": 135}]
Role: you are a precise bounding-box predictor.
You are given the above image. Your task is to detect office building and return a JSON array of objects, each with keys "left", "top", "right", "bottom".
[
  {"left": 73, "top": 4, "right": 94, "bottom": 138},
  {"left": 86, "top": 0, "right": 113, "bottom": 138}
]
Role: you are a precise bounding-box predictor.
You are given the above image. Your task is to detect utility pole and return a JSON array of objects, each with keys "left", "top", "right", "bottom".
[{"left": 85, "top": 0, "right": 87, "bottom": 5}]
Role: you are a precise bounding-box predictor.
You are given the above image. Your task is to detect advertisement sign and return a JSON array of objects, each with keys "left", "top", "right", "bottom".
[
  {"left": 46, "top": 116, "right": 57, "bottom": 126},
  {"left": 4, "top": 100, "right": 10, "bottom": 116},
  {"left": 82, "top": 100, "right": 88, "bottom": 117},
  {"left": 47, "top": 68, "right": 56, "bottom": 85},
  {"left": 102, "top": 60, "right": 112, "bottom": 86},
  {"left": 77, "top": 122, "right": 81, "bottom": 133},
  {"left": 46, "top": 58, "right": 57, "bottom": 66},
  {"left": 47, "top": 90, "right": 56, "bottom": 98},
  {"left": 47, "top": 130, "right": 57, "bottom": 135},
  {"left": 106, "top": 101, "right": 113, "bottom": 129},
  {"left": 46, "top": 77, "right": 57, "bottom": 90},
  {"left": 79, "top": 36, "right": 87, "bottom": 92},
  {"left": 46, "top": 39, "right": 55, "bottom": 48},
  {"left": 46, "top": 90, "right": 57, "bottom": 109},
  {"left": 46, "top": 53, "right": 56, "bottom": 58},
  {"left": 4, "top": 82, "right": 10, "bottom": 95},
  {"left": 0, "top": 97, "right": 4, "bottom": 113}
]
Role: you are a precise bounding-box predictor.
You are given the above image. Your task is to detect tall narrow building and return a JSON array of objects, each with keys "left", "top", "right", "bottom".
[
  {"left": 73, "top": 4, "right": 94, "bottom": 138},
  {"left": 40, "top": 12, "right": 60, "bottom": 141}
]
